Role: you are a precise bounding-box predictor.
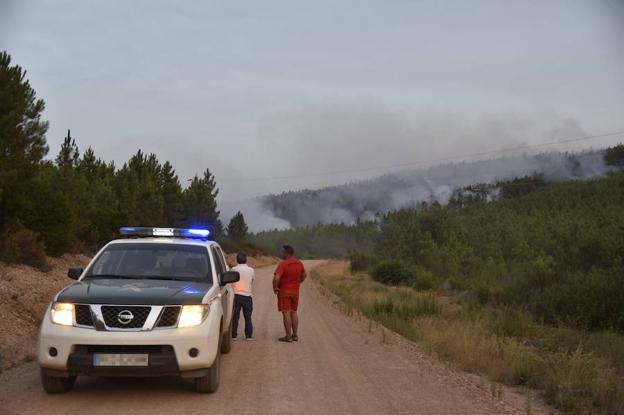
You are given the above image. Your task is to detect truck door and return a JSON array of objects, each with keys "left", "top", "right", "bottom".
[{"left": 211, "top": 247, "right": 229, "bottom": 321}]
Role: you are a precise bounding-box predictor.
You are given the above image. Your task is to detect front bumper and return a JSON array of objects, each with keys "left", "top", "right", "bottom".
[{"left": 38, "top": 303, "right": 222, "bottom": 376}]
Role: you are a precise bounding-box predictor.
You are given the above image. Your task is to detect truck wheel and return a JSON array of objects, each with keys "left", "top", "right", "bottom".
[
  {"left": 40, "top": 369, "right": 76, "bottom": 393},
  {"left": 194, "top": 346, "right": 221, "bottom": 393},
  {"left": 221, "top": 318, "right": 232, "bottom": 354}
]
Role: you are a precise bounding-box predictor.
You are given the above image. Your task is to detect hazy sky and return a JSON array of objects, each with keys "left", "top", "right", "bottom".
[{"left": 2, "top": 0, "right": 623, "bottom": 202}]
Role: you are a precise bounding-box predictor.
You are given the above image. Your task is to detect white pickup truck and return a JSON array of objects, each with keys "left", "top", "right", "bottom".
[{"left": 38, "top": 227, "right": 239, "bottom": 394}]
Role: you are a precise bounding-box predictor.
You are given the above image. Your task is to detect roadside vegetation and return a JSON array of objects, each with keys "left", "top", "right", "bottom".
[
  {"left": 314, "top": 261, "right": 624, "bottom": 414},
  {"left": 259, "top": 167, "right": 624, "bottom": 414},
  {"left": 256, "top": 168, "right": 624, "bottom": 332}
]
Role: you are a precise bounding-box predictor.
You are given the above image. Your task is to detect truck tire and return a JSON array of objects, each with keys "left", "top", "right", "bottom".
[
  {"left": 194, "top": 345, "right": 221, "bottom": 393},
  {"left": 221, "top": 318, "right": 232, "bottom": 354},
  {"left": 40, "top": 369, "right": 76, "bottom": 393}
]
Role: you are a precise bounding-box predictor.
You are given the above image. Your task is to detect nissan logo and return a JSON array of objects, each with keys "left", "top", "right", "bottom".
[{"left": 117, "top": 310, "right": 134, "bottom": 325}]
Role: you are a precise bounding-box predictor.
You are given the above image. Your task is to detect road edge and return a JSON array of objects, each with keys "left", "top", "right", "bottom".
[{"left": 308, "top": 261, "right": 559, "bottom": 415}]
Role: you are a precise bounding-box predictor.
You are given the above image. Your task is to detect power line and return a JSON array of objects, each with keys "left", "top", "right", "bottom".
[{"left": 221, "top": 130, "right": 624, "bottom": 184}]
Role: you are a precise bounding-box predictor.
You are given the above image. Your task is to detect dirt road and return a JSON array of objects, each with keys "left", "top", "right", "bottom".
[{"left": 0, "top": 262, "right": 541, "bottom": 414}]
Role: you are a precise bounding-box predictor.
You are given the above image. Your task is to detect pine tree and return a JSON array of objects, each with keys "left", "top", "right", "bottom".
[
  {"left": 604, "top": 143, "right": 624, "bottom": 166},
  {"left": 78, "top": 146, "right": 119, "bottom": 245},
  {"left": 0, "top": 51, "right": 49, "bottom": 229},
  {"left": 227, "top": 211, "right": 248, "bottom": 242},
  {"left": 79, "top": 147, "right": 97, "bottom": 178},
  {"left": 48, "top": 130, "right": 87, "bottom": 252},
  {"left": 181, "top": 168, "right": 223, "bottom": 238},
  {"left": 160, "top": 161, "right": 182, "bottom": 226},
  {"left": 116, "top": 150, "right": 165, "bottom": 226},
  {"left": 55, "top": 129, "right": 80, "bottom": 169}
]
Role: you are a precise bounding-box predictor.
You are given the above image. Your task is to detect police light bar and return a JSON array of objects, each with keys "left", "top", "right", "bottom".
[{"left": 119, "top": 227, "right": 210, "bottom": 239}]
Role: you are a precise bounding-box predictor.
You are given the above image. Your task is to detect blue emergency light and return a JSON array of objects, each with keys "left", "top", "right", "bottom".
[{"left": 119, "top": 227, "right": 211, "bottom": 239}]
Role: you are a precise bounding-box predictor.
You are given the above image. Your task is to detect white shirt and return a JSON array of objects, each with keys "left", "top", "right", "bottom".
[{"left": 231, "top": 264, "right": 254, "bottom": 296}]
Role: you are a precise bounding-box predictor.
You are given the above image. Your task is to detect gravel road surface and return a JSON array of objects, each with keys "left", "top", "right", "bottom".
[{"left": 0, "top": 261, "right": 548, "bottom": 414}]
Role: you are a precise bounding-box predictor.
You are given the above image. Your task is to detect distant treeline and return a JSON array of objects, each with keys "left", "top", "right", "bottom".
[
  {"left": 258, "top": 147, "right": 618, "bottom": 229},
  {"left": 253, "top": 167, "right": 624, "bottom": 332},
  {"left": 0, "top": 51, "right": 248, "bottom": 266}
]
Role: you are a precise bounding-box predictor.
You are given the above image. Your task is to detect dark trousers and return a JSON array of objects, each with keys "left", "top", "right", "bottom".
[{"left": 232, "top": 294, "right": 253, "bottom": 338}]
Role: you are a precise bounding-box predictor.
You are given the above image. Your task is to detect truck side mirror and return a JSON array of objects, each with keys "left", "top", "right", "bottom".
[
  {"left": 221, "top": 271, "right": 240, "bottom": 285},
  {"left": 68, "top": 267, "right": 83, "bottom": 280}
]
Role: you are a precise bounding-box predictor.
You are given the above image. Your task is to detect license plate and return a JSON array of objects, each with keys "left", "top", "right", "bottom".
[{"left": 93, "top": 353, "right": 149, "bottom": 367}]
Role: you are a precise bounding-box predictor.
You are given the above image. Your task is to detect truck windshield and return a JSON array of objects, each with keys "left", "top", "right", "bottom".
[{"left": 85, "top": 243, "right": 213, "bottom": 283}]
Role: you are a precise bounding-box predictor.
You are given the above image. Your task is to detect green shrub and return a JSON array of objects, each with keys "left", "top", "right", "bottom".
[
  {"left": 373, "top": 297, "right": 395, "bottom": 315},
  {"left": 410, "top": 266, "right": 439, "bottom": 290},
  {"left": 348, "top": 251, "right": 377, "bottom": 272},
  {"left": 372, "top": 260, "right": 414, "bottom": 285},
  {"left": 532, "top": 271, "right": 624, "bottom": 331},
  {"left": 486, "top": 308, "right": 533, "bottom": 338},
  {"left": 447, "top": 275, "right": 468, "bottom": 291},
  {"left": 508, "top": 346, "right": 544, "bottom": 386},
  {"left": 372, "top": 291, "right": 441, "bottom": 319},
  {"left": 0, "top": 227, "right": 48, "bottom": 269},
  {"left": 473, "top": 279, "right": 493, "bottom": 305},
  {"left": 398, "top": 291, "right": 442, "bottom": 317},
  {"left": 527, "top": 255, "right": 557, "bottom": 289}
]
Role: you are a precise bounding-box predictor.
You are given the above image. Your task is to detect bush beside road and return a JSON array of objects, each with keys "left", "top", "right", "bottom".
[{"left": 313, "top": 261, "right": 624, "bottom": 414}]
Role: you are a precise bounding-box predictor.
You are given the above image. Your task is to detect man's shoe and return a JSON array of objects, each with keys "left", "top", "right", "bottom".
[
  {"left": 232, "top": 336, "right": 238, "bottom": 341},
  {"left": 245, "top": 337, "right": 254, "bottom": 341},
  {"left": 278, "top": 336, "right": 292, "bottom": 343}
]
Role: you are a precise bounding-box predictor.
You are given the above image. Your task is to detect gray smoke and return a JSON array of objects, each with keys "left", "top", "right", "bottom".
[
  {"left": 219, "top": 104, "right": 621, "bottom": 231},
  {"left": 222, "top": 149, "right": 615, "bottom": 232}
]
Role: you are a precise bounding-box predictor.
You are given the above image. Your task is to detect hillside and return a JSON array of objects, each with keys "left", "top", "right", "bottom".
[
  {"left": 253, "top": 171, "right": 624, "bottom": 329},
  {"left": 228, "top": 148, "right": 619, "bottom": 231},
  {"left": 0, "top": 255, "right": 90, "bottom": 371}
]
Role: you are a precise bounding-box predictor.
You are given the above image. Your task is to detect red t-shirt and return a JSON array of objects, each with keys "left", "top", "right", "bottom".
[{"left": 274, "top": 257, "right": 305, "bottom": 294}]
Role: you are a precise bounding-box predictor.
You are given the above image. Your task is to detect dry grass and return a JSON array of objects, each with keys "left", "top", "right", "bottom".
[{"left": 313, "top": 261, "right": 624, "bottom": 415}]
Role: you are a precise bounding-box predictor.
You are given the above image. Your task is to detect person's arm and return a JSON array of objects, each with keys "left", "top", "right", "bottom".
[
  {"left": 300, "top": 269, "right": 307, "bottom": 283},
  {"left": 273, "top": 263, "right": 283, "bottom": 294},
  {"left": 273, "top": 274, "right": 280, "bottom": 294}
]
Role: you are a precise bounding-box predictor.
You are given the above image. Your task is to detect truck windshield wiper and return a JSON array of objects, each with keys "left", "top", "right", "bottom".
[
  {"left": 84, "top": 274, "right": 201, "bottom": 281},
  {"left": 140, "top": 275, "right": 191, "bottom": 281},
  {"left": 83, "top": 274, "right": 140, "bottom": 279}
]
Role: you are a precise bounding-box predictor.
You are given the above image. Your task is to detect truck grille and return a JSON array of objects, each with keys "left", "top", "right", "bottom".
[
  {"left": 101, "top": 306, "right": 151, "bottom": 329},
  {"left": 156, "top": 306, "right": 180, "bottom": 328},
  {"left": 79, "top": 345, "right": 171, "bottom": 354},
  {"left": 75, "top": 304, "right": 94, "bottom": 327}
]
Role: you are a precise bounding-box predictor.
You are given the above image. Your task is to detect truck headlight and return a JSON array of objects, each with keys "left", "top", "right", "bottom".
[
  {"left": 178, "top": 305, "right": 208, "bottom": 328},
  {"left": 51, "top": 303, "right": 74, "bottom": 326}
]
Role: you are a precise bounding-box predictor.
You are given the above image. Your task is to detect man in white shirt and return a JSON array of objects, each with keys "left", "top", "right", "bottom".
[{"left": 231, "top": 252, "right": 255, "bottom": 340}]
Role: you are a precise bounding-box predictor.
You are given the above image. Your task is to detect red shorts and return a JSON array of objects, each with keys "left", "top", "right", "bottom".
[{"left": 277, "top": 292, "right": 299, "bottom": 312}]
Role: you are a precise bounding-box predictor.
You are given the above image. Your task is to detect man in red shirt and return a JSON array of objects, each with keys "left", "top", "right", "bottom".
[{"left": 273, "top": 245, "right": 306, "bottom": 342}]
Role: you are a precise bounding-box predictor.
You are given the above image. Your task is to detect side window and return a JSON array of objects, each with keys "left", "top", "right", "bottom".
[
  {"left": 211, "top": 247, "right": 224, "bottom": 283},
  {"left": 216, "top": 247, "right": 228, "bottom": 271}
]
